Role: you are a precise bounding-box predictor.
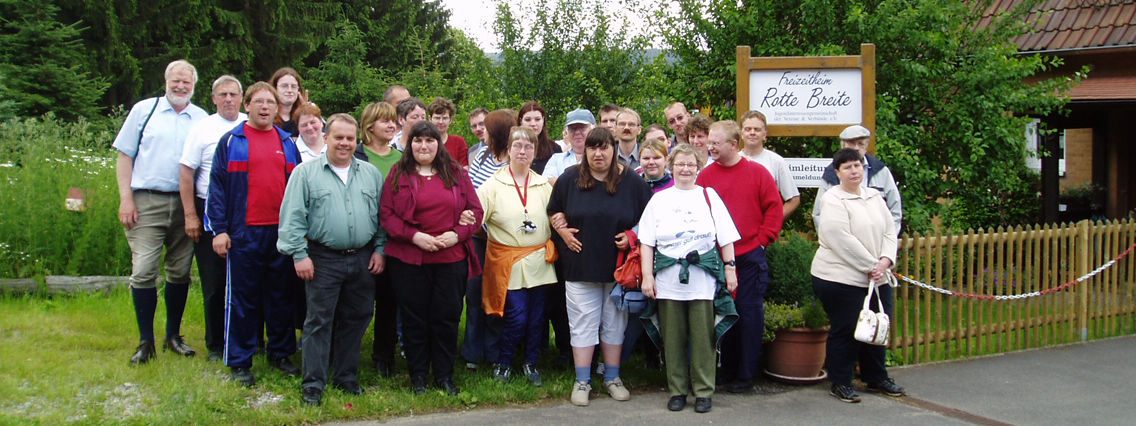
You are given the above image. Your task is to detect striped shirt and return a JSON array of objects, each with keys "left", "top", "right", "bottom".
[{"left": 468, "top": 145, "right": 506, "bottom": 189}]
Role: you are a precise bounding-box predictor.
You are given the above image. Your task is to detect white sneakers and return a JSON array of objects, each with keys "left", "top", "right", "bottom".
[
  {"left": 571, "top": 380, "right": 592, "bottom": 406},
  {"left": 604, "top": 378, "right": 631, "bottom": 401},
  {"left": 572, "top": 378, "right": 632, "bottom": 406}
]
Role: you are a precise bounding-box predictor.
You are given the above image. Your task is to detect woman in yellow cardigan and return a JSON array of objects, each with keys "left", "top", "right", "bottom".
[{"left": 477, "top": 126, "right": 558, "bottom": 387}]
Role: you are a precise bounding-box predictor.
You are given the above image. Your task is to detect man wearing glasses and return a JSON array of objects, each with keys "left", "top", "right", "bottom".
[{"left": 615, "top": 108, "right": 642, "bottom": 170}]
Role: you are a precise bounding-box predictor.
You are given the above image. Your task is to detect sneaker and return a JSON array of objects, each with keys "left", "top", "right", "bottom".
[
  {"left": 830, "top": 383, "right": 862, "bottom": 403},
  {"left": 570, "top": 380, "right": 592, "bottom": 406},
  {"left": 492, "top": 363, "right": 511, "bottom": 382},
  {"left": 465, "top": 362, "right": 479, "bottom": 371},
  {"left": 522, "top": 363, "right": 542, "bottom": 387},
  {"left": 604, "top": 378, "right": 631, "bottom": 401},
  {"left": 866, "top": 378, "right": 906, "bottom": 397},
  {"left": 594, "top": 362, "right": 605, "bottom": 377}
]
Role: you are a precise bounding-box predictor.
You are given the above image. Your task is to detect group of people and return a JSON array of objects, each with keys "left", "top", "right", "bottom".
[{"left": 114, "top": 59, "right": 906, "bottom": 411}]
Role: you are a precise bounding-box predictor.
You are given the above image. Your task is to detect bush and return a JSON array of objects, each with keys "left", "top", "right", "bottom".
[
  {"left": 763, "top": 232, "right": 828, "bottom": 338},
  {"left": 0, "top": 114, "right": 130, "bottom": 278}
]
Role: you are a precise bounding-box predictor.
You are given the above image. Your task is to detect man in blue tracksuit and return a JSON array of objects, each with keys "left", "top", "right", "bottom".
[{"left": 206, "top": 81, "right": 303, "bottom": 387}]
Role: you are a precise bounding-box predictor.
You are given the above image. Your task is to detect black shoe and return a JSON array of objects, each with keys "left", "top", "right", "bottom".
[
  {"left": 129, "top": 341, "right": 156, "bottom": 365},
  {"left": 333, "top": 381, "right": 365, "bottom": 396},
  {"left": 162, "top": 335, "right": 196, "bottom": 357},
  {"left": 830, "top": 383, "right": 861, "bottom": 403},
  {"left": 411, "top": 376, "right": 427, "bottom": 395},
  {"left": 437, "top": 378, "right": 461, "bottom": 396},
  {"left": 694, "top": 397, "right": 712, "bottom": 413},
  {"left": 207, "top": 351, "right": 223, "bottom": 362},
  {"left": 522, "top": 363, "right": 542, "bottom": 387},
  {"left": 270, "top": 357, "right": 301, "bottom": 377},
  {"left": 301, "top": 387, "right": 322, "bottom": 406},
  {"left": 866, "top": 378, "right": 906, "bottom": 397},
  {"left": 667, "top": 395, "right": 687, "bottom": 411},
  {"left": 231, "top": 367, "right": 256, "bottom": 387},
  {"left": 725, "top": 380, "right": 754, "bottom": 394},
  {"left": 373, "top": 359, "right": 392, "bottom": 378}
]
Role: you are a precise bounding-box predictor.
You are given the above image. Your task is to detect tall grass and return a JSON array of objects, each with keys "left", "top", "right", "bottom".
[{"left": 0, "top": 114, "right": 130, "bottom": 278}]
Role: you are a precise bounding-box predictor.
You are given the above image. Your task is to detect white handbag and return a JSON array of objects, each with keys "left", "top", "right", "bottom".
[{"left": 854, "top": 276, "right": 891, "bottom": 346}]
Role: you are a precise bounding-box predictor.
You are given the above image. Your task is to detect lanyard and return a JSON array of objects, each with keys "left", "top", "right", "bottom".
[{"left": 510, "top": 170, "right": 529, "bottom": 215}]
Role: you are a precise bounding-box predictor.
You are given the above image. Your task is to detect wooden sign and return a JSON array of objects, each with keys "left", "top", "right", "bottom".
[{"left": 737, "top": 44, "right": 877, "bottom": 153}]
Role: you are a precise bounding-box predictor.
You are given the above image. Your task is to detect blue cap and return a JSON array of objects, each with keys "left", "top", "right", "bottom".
[{"left": 565, "top": 108, "right": 596, "bottom": 126}]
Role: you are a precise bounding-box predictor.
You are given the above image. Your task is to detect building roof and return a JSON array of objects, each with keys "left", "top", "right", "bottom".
[{"left": 979, "top": 0, "right": 1136, "bottom": 52}]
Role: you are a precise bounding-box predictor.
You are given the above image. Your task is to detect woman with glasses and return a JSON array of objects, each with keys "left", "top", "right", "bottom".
[{"left": 638, "top": 143, "right": 739, "bottom": 414}]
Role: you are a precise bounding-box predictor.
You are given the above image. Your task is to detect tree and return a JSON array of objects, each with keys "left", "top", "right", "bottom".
[
  {"left": 657, "top": 0, "right": 1080, "bottom": 231},
  {"left": 0, "top": 1, "right": 108, "bottom": 120}
]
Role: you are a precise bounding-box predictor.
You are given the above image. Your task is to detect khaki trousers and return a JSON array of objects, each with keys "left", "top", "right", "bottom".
[
  {"left": 658, "top": 299, "right": 716, "bottom": 398},
  {"left": 124, "top": 191, "right": 192, "bottom": 288}
]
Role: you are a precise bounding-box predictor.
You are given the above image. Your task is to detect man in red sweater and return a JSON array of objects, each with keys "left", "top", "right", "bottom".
[{"left": 695, "top": 120, "right": 784, "bottom": 394}]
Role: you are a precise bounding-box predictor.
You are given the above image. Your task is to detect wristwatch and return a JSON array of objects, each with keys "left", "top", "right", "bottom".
[{"left": 724, "top": 260, "right": 736, "bottom": 267}]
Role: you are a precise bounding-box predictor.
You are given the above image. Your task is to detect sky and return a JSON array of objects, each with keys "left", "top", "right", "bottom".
[{"left": 440, "top": 0, "right": 663, "bottom": 52}]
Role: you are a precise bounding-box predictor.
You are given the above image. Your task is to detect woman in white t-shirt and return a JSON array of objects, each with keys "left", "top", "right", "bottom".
[{"left": 638, "top": 143, "right": 739, "bottom": 414}]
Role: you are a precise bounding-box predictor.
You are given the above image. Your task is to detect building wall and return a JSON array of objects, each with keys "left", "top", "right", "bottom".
[{"left": 1060, "top": 128, "right": 1093, "bottom": 192}]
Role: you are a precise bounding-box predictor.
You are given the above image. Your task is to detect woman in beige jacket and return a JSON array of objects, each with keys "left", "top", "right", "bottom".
[{"left": 811, "top": 148, "right": 905, "bottom": 403}]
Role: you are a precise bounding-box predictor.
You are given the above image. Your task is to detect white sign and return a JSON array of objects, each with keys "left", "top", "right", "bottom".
[
  {"left": 750, "top": 69, "right": 863, "bottom": 125},
  {"left": 786, "top": 158, "right": 832, "bottom": 188}
]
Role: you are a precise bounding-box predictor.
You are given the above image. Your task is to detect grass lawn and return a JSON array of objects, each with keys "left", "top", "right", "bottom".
[{"left": 0, "top": 285, "right": 667, "bottom": 424}]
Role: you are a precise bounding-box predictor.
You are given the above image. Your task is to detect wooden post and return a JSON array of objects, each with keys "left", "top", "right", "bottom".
[{"left": 1077, "top": 219, "right": 1090, "bottom": 341}]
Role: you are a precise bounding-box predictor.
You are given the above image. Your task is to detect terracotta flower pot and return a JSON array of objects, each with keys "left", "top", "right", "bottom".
[{"left": 764, "top": 327, "right": 827, "bottom": 382}]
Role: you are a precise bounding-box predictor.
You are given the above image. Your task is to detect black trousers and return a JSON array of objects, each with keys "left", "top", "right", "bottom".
[
  {"left": 389, "top": 257, "right": 467, "bottom": 382},
  {"left": 371, "top": 269, "right": 398, "bottom": 363},
  {"left": 812, "top": 276, "right": 894, "bottom": 387},
  {"left": 301, "top": 246, "right": 376, "bottom": 391},
  {"left": 192, "top": 198, "right": 226, "bottom": 353}
]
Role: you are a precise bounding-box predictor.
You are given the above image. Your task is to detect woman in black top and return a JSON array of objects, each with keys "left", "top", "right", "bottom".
[{"left": 548, "top": 127, "right": 652, "bottom": 406}]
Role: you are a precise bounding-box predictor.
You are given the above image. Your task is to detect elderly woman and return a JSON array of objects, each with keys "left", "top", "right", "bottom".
[
  {"left": 517, "top": 102, "right": 562, "bottom": 175},
  {"left": 380, "top": 121, "right": 483, "bottom": 396},
  {"left": 638, "top": 144, "right": 739, "bottom": 413},
  {"left": 548, "top": 127, "right": 652, "bottom": 406},
  {"left": 270, "top": 67, "right": 306, "bottom": 136},
  {"left": 812, "top": 148, "right": 903, "bottom": 403},
  {"left": 293, "top": 103, "right": 326, "bottom": 162},
  {"left": 477, "top": 126, "right": 558, "bottom": 387}
]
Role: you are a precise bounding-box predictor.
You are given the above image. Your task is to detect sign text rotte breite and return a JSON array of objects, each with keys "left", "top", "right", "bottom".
[{"left": 750, "top": 69, "right": 862, "bottom": 126}]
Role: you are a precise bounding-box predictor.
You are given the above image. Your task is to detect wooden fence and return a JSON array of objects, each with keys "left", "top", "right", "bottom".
[{"left": 892, "top": 218, "right": 1136, "bottom": 364}]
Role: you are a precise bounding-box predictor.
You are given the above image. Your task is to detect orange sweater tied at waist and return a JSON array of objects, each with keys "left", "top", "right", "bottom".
[{"left": 482, "top": 239, "right": 558, "bottom": 317}]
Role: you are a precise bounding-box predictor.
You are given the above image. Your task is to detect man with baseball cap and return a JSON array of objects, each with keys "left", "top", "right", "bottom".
[
  {"left": 813, "top": 125, "right": 902, "bottom": 235},
  {"left": 542, "top": 108, "right": 596, "bottom": 184}
]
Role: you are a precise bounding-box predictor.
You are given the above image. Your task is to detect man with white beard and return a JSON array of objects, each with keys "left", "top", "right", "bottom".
[{"left": 114, "top": 59, "right": 208, "bottom": 365}]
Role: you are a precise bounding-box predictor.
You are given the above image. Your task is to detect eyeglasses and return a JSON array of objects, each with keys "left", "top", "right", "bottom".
[
  {"left": 673, "top": 162, "right": 699, "bottom": 169},
  {"left": 277, "top": 83, "right": 299, "bottom": 90}
]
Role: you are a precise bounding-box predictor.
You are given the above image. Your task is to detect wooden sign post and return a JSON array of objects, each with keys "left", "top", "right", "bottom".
[{"left": 736, "top": 43, "right": 877, "bottom": 154}]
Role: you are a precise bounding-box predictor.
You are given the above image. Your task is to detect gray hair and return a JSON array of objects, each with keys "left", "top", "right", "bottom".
[
  {"left": 164, "top": 60, "right": 198, "bottom": 83},
  {"left": 211, "top": 75, "right": 242, "bottom": 94}
]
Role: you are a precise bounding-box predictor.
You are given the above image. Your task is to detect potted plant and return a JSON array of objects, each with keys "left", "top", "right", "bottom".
[{"left": 763, "top": 232, "right": 828, "bottom": 383}]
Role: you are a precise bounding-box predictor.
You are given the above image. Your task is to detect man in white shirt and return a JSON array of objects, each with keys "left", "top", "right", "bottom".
[
  {"left": 740, "top": 110, "right": 800, "bottom": 218},
  {"left": 178, "top": 75, "right": 247, "bottom": 362}
]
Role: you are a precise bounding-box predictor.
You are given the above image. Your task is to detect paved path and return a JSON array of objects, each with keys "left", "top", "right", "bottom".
[{"left": 342, "top": 335, "right": 1135, "bottom": 425}]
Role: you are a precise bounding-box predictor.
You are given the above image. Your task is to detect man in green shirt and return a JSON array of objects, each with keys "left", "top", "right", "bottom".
[{"left": 277, "top": 113, "right": 387, "bottom": 406}]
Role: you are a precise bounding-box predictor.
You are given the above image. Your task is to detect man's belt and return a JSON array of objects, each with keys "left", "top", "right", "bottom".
[
  {"left": 136, "top": 189, "right": 178, "bottom": 196},
  {"left": 309, "top": 240, "right": 373, "bottom": 256}
]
